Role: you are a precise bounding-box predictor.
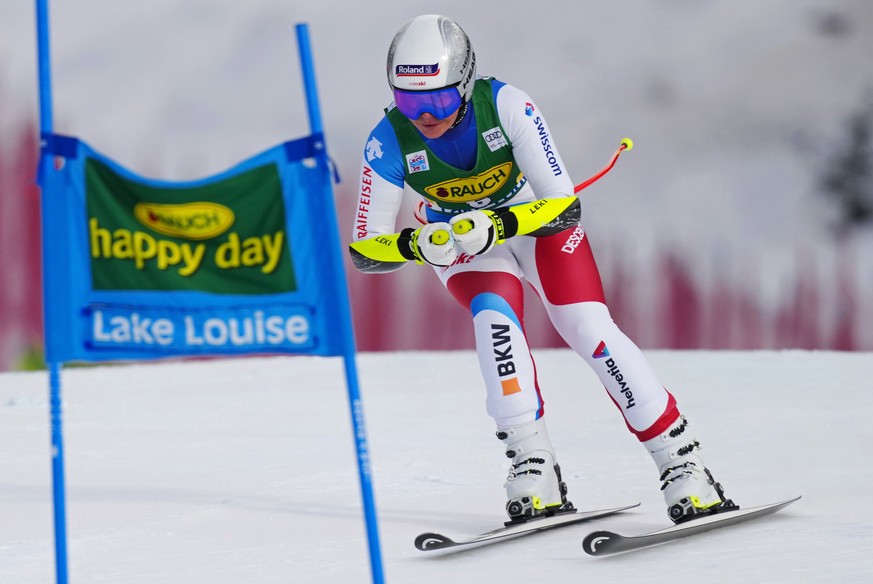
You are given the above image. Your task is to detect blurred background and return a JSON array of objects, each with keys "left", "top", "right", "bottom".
[{"left": 1, "top": 0, "right": 871, "bottom": 370}]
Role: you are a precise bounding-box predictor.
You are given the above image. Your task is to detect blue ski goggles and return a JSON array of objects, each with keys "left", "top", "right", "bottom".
[{"left": 392, "top": 86, "right": 463, "bottom": 120}]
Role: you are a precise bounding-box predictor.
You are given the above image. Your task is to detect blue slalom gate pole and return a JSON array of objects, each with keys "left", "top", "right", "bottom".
[
  {"left": 295, "top": 23, "right": 385, "bottom": 584},
  {"left": 47, "top": 362, "right": 68, "bottom": 584},
  {"left": 35, "top": 0, "right": 53, "bottom": 133},
  {"left": 35, "top": 1, "right": 70, "bottom": 583}
]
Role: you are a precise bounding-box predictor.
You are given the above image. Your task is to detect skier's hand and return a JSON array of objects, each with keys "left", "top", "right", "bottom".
[
  {"left": 450, "top": 210, "right": 504, "bottom": 256},
  {"left": 410, "top": 222, "right": 458, "bottom": 266}
]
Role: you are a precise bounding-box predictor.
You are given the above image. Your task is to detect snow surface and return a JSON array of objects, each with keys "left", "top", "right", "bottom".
[{"left": 2, "top": 350, "right": 872, "bottom": 583}]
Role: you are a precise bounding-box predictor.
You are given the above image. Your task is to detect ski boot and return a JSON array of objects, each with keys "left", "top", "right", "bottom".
[
  {"left": 645, "top": 415, "right": 738, "bottom": 524},
  {"left": 497, "top": 417, "right": 574, "bottom": 524}
]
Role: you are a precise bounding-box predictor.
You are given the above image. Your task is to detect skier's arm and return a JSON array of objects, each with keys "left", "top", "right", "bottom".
[
  {"left": 496, "top": 83, "right": 575, "bottom": 201},
  {"left": 350, "top": 116, "right": 465, "bottom": 271},
  {"left": 349, "top": 118, "right": 415, "bottom": 273},
  {"left": 449, "top": 197, "right": 580, "bottom": 256},
  {"left": 449, "top": 83, "right": 581, "bottom": 256},
  {"left": 349, "top": 160, "right": 410, "bottom": 272},
  {"left": 349, "top": 222, "right": 459, "bottom": 271}
]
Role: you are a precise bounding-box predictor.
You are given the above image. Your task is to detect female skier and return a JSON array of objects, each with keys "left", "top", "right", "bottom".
[{"left": 349, "top": 14, "right": 736, "bottom": 524}]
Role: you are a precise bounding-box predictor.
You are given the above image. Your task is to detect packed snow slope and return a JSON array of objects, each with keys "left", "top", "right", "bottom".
[{"left": 1, "top": 349, "right": 871, "bottom": 583}]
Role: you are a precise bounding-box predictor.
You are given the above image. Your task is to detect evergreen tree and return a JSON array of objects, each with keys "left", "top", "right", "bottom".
[{"left": 822, "top": 99, "right": 873, "bottom": 231}]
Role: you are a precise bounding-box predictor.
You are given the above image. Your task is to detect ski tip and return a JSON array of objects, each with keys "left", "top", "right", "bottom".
[
  {"left": 414, "top": 532, "right": 456, "bottom": 551},
  {"left": 773, "top": 494, "right": 802, "bottom": 510},
  {"left": 582, "top": 529, "right": 620, "bottom": 556},
  {"left": 742, "top": 494, "right": 802, "bottom": 513}
]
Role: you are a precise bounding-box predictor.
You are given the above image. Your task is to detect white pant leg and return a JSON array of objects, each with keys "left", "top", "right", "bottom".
[
  {"left": 546, "top": 301, "right": 670, "bottom": 432},
  {"left": 511, "top": 231, "right": 676, "bottom": 436},
  {"left": 437, "top": 247, "right": 544, "bottom": 427}
]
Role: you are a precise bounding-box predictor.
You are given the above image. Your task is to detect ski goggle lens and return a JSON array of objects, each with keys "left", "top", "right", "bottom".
[{"left": 392, "top": 86, "right": 463, "bottom": 120}]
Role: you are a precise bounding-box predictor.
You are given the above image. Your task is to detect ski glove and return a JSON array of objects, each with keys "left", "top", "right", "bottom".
[
  {"left": 449, "top": 197, "right": 583, "bottom": 257},
  {"left": 450, "top": 210, "right": 503, "bottom": 256},
  {"left": 406, "top": 222, "right": 458, "bottom": 267}
]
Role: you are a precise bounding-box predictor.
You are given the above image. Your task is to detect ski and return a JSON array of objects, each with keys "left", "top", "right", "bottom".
[
  {"left": 582, "top": 495, "right": 801, "bottom": 556},
  {"left": 415, "top": 503, "right": 640, "bottom": 551}
]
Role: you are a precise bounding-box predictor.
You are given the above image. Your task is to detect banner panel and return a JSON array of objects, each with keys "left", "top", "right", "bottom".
[
  {"left": 86, "top": 158, "right": 296, "bottom": 294},
  {"left": 39, "top": 134, "right": 346, "bottom": 362}
]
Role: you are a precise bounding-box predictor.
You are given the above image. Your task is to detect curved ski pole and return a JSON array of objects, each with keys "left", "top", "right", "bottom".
[{"left": 573, "top": 137, "right": 634, "bottom": 193}]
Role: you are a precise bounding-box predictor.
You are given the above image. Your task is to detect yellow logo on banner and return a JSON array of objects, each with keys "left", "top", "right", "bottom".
[
  {"left": 134, "top": 202, "right": 235, "bottom": 240},
  {"left": 424, "top": 162, "right": 513, "bottom": 202}
]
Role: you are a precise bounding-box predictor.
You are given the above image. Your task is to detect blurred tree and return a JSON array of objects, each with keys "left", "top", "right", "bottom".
[
  {"left": 821, "top": 98, "right": 873, "bottom": 232},
  {"left": 813, "top": 10, "right": 852, "bottom": 39}
]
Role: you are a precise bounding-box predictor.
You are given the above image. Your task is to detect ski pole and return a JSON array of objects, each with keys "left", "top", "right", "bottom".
[
  {"left": 439, "top": 137, "right": 634, "bottom": 240},
  {"left": 573, "top": 137, "right": 633, "bottom": 193}
]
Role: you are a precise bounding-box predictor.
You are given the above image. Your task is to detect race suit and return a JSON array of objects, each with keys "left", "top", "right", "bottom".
[{"left": 351, "top": 77, "right": 679, "bottom": 440}]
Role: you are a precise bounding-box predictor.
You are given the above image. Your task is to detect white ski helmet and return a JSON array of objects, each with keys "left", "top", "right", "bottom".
[{"left": 387, "top": 14, "right": 476, "bottom": 103}]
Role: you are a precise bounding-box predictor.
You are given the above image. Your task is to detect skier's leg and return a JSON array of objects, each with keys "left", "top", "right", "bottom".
[
  {"left": 515, "top": 225, "right": 736, "bottom": 522},
  {"left": 438, "top": 251, "right": 570, "bottom": 519},
  {"left": 513, "top": 225, "right": 676, "bottom": 437},
  {"left": 438, "top": 249, "right": 539, "bottom": 427}
]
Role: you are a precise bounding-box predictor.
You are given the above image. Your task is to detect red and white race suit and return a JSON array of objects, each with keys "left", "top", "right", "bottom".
[{"left": 353, "top": 79, "right": 679, "bottom": 440}]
